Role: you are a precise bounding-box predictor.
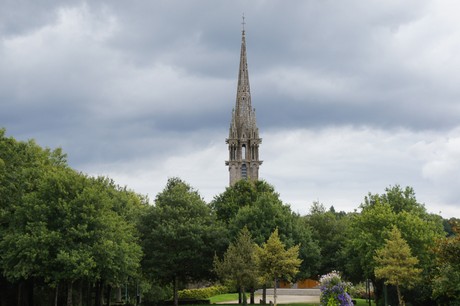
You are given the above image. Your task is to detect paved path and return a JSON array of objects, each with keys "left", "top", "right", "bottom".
[{"left": 221, "top": 289, "right": 320, "bottom": 304}]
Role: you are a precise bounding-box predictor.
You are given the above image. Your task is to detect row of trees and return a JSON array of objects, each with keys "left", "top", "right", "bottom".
[
  {"left": 1, "top": 129, "right": 459, "bottom": 305},
  {"left": 0, "top": 129, "right": 146, "bottom": 305}
]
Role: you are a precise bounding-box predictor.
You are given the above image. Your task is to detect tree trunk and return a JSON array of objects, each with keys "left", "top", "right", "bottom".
[
  {"left": 17, "top": 281, "right": 23, "bottom": 306},
  {"left": 116, "top": 287, "right": 122, "bottom": 303},
  {"left": 75, "top": 280, "right": 82, "bottom": 306},
  {"left": 374, "top": 278, "right": 382, "bottom": 305},
  {"left": 273, "top": 278, "right": 277, "bottom": 306},
  {"left": 95, "top": 280, "right": 103, "bottom": 306},
  {"left": 86, "top": 282, "right": 92, "bottom": 306},
  {"left": 54, "top": 284, "right": 59, "bottom": 306},
  {"left": 262, "top": 285, "right": 266, "bottom": 304},
  {"left": 106, "top": 284, "right": 112, "bottom": 306},
  {"left": 18, "top": 279, "right": 34, "bottom": 306},
  {"left": 250, "top": 287, "right": 255, "bottom": 304},
  {"left": 27, "top": 278, "right": 34, "bottom": 306},
  {"left": 67, "top": 280, "right": 73, "bottom": 306},
  {"left": 238, "top": 286, "right": 241, "bottom": 304},
  {"left": 173, "top": 276, "right": 179, "bottom": 306},
  {"left": 242, "top": 287, "right": 247, "bottom": 306},
  {"left": 396, "top": 285, "right": 404, "bottom": 306}
]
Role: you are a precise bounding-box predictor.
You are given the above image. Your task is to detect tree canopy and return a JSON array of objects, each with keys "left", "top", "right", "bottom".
[
  {"left": 306, "top": 202, "right": 350, "bottom": 276},
  {"left": 344, "top": 185, "right": 444, "bottom": 304},
  {"left": 214, "top": 227, "right": 258, "bottom": 305},
  {"left": 213, "top": 180, "right": 320, "bottom": 280},
  {"left": 374, "top": 226, "right": 422, "bottom": 306},
  {"left": 255, "top": 228, "right": 302, "bottom": 306},
  {"left": 431, "top": 219, "right": 460, "bottom": 304},
  {"left": 140, "top": 177, "right": 227, "bottom": 306},
  {"left": 1, "top": 129, "right": 457, "bottom": 306},
  {"left": 0, "top": 129, "right": 146, "bottom": 306}
]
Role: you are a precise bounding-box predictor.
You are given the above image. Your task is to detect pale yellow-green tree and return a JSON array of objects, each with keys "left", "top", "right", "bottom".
[
  {"left": 374, "top": 226, "right": 422, "bottom": 306},
  {"left": 255, "top": 228, "right": 302, "bottom": 306}
]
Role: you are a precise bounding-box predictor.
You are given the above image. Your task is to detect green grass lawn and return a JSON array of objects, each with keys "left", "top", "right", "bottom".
[{"left": 209, "top": 293, "right": 240, "bottom": 303}]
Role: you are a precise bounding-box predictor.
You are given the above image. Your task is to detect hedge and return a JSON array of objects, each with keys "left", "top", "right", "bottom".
[{"left": 178, "top": 285, "right": 228, "bottom": 300}]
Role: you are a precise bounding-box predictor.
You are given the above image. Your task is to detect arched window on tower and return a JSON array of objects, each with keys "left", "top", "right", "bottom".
[
  {"left": 242, "top": 145, "right": 246, "bottom": 160},
  {"left": 241, "top": 163, "right": 247, "bottom": 179}
]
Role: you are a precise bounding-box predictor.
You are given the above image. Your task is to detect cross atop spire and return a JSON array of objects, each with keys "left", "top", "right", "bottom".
[{"left": 242, "top": 13, "right": 246, "bottom": 33}]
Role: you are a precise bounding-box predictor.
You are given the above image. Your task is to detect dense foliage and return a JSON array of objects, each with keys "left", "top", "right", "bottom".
[
  {"left": 374, "top": 226, "right": 422, "bottom": 306},
  {"left": 343, "top": 185, "right": 445, "bottom": 305},
  {"left": 0, "top": 129, "right": 147, "bottom": 306},
  {"left": 306, "top": 203, "right": 349, "bottom": 276},
  {"left": 213, "top": 180, "right": 320, "bottom": 280},
  {"left": 139, "top": 177, "right": 227, "bottom": 306},
  {"left": 255, "top": 228, "right": 302, "bottom": 306},
  {"left": 1, "top": 129, "right": 458, "bottom": 306},
  {"left": 432, "top": 219, "right": 460, "bottom": 305},
  {"left": 213, "top": 227, "right": 258, "bottom": 305}
]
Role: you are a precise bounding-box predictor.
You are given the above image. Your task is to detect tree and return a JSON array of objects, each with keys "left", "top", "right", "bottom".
[
  {"left": 344, "top": 185, "right": 444, "bottom": 304},
  {"left": 227, "top": 186, "right": 320, "bottom": 280},
  {"left": 140, "top": 178, "right": 227, "bottom": 306},
  {"left": 210, "top": 180, "right": 276, "bottom": 222},
  {"left": 431, "top": 219, "right": 460, "bottom": 304},
  {"left": 374, "top": 226, "right": 422, "bottom": 306},
  {"left": 255, "top": 229, "right": 302, "bottom": 306},
  {"left": 0, "top": 130, "right": 69, "bottom": 306},
  {"left": 214, "top": 227, "right": 258, "bottom": 305},
  {"left": 0, "top": 130, "right": 145, "bottom": 306},
  {"left": 306, "top": 202, "right": 350, "bottom": 276}
]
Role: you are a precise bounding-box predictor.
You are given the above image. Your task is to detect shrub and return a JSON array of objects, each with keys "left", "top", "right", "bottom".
[
  {"left": 178, "top": 285, "right": 228, "bottom": 300},
  {"left": 348, "top": 282, "right": 374, "bottom": 300},
  {"left": 320, "top": 271, "right": 353, "bottom": 306}
]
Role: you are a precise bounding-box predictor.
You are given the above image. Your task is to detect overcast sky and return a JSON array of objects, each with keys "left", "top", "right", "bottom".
[{"left": 2, "top": 0, "right": 459, "bottom": 218}]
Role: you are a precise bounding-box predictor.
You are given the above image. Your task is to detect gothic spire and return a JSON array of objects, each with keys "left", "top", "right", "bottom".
[
  {"left": 236, "top": 15, "right": 251, "bottom": 118},
  {"left": 226, "top": 17, "right": 262, "bottom": 186}
]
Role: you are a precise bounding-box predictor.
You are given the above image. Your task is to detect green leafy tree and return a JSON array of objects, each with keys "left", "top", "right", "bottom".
[
  {"left": 344, "top": 185, "right": 444, "bottom": 304},
  {"left": 140, "top": 178, "right": 227, "bottom": 306},
  {"left": 431, "top": 219, "right": 460, "bottom": 304},
  {"left": 255, "top": 229, "right": 302, "bottom": 306},
  {"left": 227, "top": 186, "right": 320, "bottom": 280},
  {"left": 210, "top": 180, "right": 275, "bottom": 222},
  {"left": 0, "top": 129, "right": 69, "bottom": 305},
  {"left": 214, "top": 227, "right": 258, "bottom": 305},
  {"left": 81, "top": 177, "right": 144, "bottom": 306},
  {"left": 374, "top": 226, "right": 422, "bottom": 306},
  {"left": 306, "top": 202, "right": 350, "bottom": 276},
  {"left": 0, "top": 130, "right": 145, "bottom": 306}
]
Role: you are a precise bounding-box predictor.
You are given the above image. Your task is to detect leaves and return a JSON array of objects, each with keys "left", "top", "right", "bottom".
[
  {"left": 431, "top": 222, "right": 460, "bottom": 301},
  {"left": 374, "top": 226, "right": 422, "bottom": 288},
  {"left": 140, "top": 178, "right": 227, "bottom": 285},
  {"left": 214, "top": 227, "right": 258, "bottom": 290},
  {"left": 0, "top": 131, "right": 145, "bottom": 288},
  {"left": 255, "top": 228, "right": 302, "bottom": 283}
]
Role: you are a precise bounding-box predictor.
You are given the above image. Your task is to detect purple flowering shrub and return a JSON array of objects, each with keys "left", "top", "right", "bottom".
[{"left": 319, "top": 271, "right": 354, "bottom": 306}]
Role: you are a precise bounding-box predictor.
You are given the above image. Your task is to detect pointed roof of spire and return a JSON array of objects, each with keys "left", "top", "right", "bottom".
[
  {"left": 236, "top": 14, "right": 251, "bottom": 113},
  {"left": 228, "top": 15, "right": 259, "bottom": 140}
]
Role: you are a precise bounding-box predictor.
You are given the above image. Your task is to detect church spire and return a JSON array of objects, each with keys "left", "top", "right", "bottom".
[{"left": 226, "top": 17, "right": 262, "bottom": 186}]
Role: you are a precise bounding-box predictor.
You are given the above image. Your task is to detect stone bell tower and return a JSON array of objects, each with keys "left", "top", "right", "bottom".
[{"left": 226, "top": 18, "right": 262, "bottom": 186}]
